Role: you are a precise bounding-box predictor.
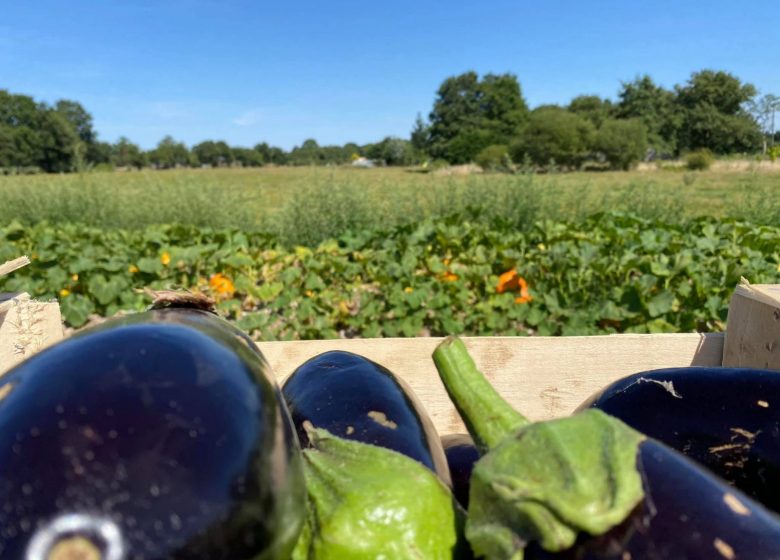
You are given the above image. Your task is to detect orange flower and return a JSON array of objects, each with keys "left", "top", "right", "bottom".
[
  {"left": 441, "top": 271, "right": 458, "bottom": 282},
  {"left": 496, "top": 269, "right": 520, "bottom": 293},
  {"left": 128, "top": 264, "right": 139, "bottom": 274},
  {"left": 496, "top": 269, "right": 533, "bottom": 304},
  {"left": 514, "top": 276, "right": 533, "bottom": 304},
  {"left": 160, "top": 251, "right": 171, "bottom": 266},
  {"left": 209, "top": 273, "right": 235, "bottom": 296}
]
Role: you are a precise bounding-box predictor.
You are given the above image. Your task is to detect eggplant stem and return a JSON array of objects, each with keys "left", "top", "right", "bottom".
[{"left": 433, "top": 336, "right": 528, "bottom": 453}]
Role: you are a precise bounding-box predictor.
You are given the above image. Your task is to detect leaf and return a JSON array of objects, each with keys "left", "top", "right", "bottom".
[
  {"left": 60, "top": 294, "right": 95, "bottom": 327},
  {"left": 88, "top": 274, "right": 128, "bottom": 306},
  {"left": 223, "top": 253, "right": 254, "bottom": 268},
  {"left": 647, "top": 291, "right": 675, "bottom": 318},
  {"left": 255, "top": 282, "right": 284, "bottom": 302},
  {"left": 137, "top": 257, "right": 163, "bottom": 274}
]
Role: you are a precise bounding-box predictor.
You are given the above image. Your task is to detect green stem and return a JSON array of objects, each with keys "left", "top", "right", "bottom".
[{"left": 432, "top": 336, "right": 528, "bottom": 453}]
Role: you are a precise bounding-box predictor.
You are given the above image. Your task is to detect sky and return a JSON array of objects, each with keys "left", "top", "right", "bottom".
[{"left": 2, "top": 1, "right": 777, "bottom": 150}]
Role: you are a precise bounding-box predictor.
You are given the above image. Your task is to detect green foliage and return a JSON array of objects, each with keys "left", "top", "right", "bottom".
[
  {"left": 365, "top": 137, "right": 417, "bottom": 166},
  {"left": 595, "top": 119, "right": 648, "bottom": 170},
  {"left": 410, "top": 113, "right": 430, "bottom": 152},
  {"left": 254, "top": 142, "right": 289, "bottom": 165},
  {"left": 685, "top": 149, "right": 715, "bottom": 171},
  {"left": 147, "top": 135, "right": 194, "bottom": 168},
  {"left": 192, "top": 140, "right": 234, "bottom": 167},
  {"left": 427, "top": 72, "right": 529, "bottom": 163},
  {"left": 510, "top": 107, "right": 595, "bottom": 170},
  {"left": 568, "top": 95, "right": 613, "bottom": 127},
  {"left": 3, "top": 214, "right": 777, "bottom": 337},
  {"left": 475, "top": 144, "right": 512, "bottom": 172},
  {"left": 112, "top": 137, "right": 147, "bottom": 169},
  {"left": 614, "top": 75, "right": 680, "bottom": 156},
  {"left": 675, "top": 70, "right": 762, "bottom": 154}
]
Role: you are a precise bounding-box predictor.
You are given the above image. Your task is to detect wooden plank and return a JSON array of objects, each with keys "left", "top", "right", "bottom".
[
  {"left": 0, "top": 256, "right": 30, "bottom": 278},
  {"left": 723, "top": 281, "right": 780, "bottom": 370},
  {"left": 257, "top": 333, "right": 724, "bottom": 437},
  {"left": 0, "top": 296, "right": 65, "bottom": 376}
]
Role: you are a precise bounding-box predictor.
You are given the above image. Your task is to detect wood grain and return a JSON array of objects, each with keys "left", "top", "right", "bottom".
[
  {"left": 0, "top": 256, "right": 30, "bottom": 278},
  {"left": 257, "top": 333, "right": 724, "bottom": 436},
  {"left": 723, "top": 285, "right": 780, "bottom": 371},
  {"left": 0, "top": 296, "right": 65, "bottom": 376}
]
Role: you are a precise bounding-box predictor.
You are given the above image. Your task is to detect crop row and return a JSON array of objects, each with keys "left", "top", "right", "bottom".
[{"left": 2, "top": 213, "right": 779, "bottom": 337}]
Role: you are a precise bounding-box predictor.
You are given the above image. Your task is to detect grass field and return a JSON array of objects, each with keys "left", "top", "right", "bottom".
[{"left": 2, "top": 163, "right": 779, "bottom": 246}]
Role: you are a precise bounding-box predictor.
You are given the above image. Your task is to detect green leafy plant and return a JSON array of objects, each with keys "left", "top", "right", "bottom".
[
  {"left": 2, "top": 213, "right": 777, "bottom": 335},
  {"left": 685, "top": 149, "right": 715, "bottom": 171}
]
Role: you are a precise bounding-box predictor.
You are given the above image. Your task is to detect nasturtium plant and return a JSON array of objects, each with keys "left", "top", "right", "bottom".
[{"left": 1, "top": 214, "right": 778, "bottom": 333}]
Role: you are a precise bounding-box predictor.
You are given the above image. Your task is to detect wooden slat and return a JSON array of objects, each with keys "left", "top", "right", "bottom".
[
  {"left": 723, "top": 283, "right": 780, "bottom": 370},
  {"left": 0, "top": 296, "right": 65, "bottom": 376},
  {"left": 0, "top": 256, "right": 30, "bottom": 278},
  {"left": 257, "top": 333, "right": 724, "bottom": 437}
]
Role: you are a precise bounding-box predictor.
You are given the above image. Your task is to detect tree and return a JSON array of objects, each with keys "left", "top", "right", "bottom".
[
  {"left": 193, "top": 140, "right": 234, "bottom": 167},
  {"left": 0, "top": 90, "right": 39, "bottom": 129},
  {"left": 232, "top": 147, "right": 264, "bottom": 167},
  {"left": 510, "top": 107, "right": 594, "bottom": 170},
  {"left": 36, "top": 110, "right": 79, "bottom": 172},
  {"left": 255, "top": 142, "right": 288, "bottom": 165},
  {"left": 614, "top": 75, "right": 680, "bottom": 155},
  {"left": 746, "top": 93, "right": 780, "bottom": 153},
  {"left": 0, "top": 125, "right": 13, "bottom": 168},
  {"left": 112, "top": 137, "right": 146, "bottom": 168},
  {"left": 289, "top": 139, "right": 322, "bottom": 165},
  {"left": 568, "top": 95, "right": 613, "bottom": 127},
  {"left": 675, "top": 70, "right": 761, "bottom": 154},
  {"left": 55, "top": 100, "right": 95, "bottom": 144},
  {"left": 89, "top": 141, "right": 113, "bottom": 165},
  {"left": 0, "top": 91, "right": 45, "bottom": 169},
  {"left": 594, "top": 118, "right": 648, "bottom": 170},
  {"left": 410, "top": 113, "right": 429, "bottom": 152},
  {"left": 148, "top": 136, "right": 193, "bottom": 168},
  {"left": 367, "top": 137, "right": 416, "bottom": 166},
  {"left": 427, "top": 71, "right": 529, "bottom": 163}
]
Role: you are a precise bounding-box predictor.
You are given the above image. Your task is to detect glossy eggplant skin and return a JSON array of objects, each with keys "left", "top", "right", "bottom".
[
  {"left": 441, "top": 434, "right": 479, "bottom": 509},
  {"left": 0, "top": 309, "right": 305, "bottom": 560},
  {"left": 527, "top": 439, "right": 780, "bottom": 559},
  {"left": 578, "top": 366, "right": 780, "bottom": 511},
  {"left": 282, "top": 350, "right": 451, "bottom": 485}
]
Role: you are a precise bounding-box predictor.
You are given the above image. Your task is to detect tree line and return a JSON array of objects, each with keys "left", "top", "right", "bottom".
[
  {"left": 415, "top": 69, "right": 779, "bottom": 171},
  {"left": 1, "top": 68, "right": 777, "bottom": 174}
]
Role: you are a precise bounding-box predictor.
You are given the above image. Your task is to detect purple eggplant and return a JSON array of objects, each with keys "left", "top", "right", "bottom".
[
  {"left": 281, "top": 350, "right": 451, "bottom": 485},
  {"left": 0, "top": 307, "right": 305, "bottom": 560},
  {"left": 442, "top": 434, "right": 479, "bottom": 509},
  {"left": 433, "top": 337, "right": 780, "bottom": 560},
  {"left": 577, "top": 366, "right": 780, "bottom": 512}
]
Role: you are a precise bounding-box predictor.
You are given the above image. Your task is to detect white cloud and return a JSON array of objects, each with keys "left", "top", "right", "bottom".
[{"left": 233, "top": 109, "right": 263, "bottom": 127}]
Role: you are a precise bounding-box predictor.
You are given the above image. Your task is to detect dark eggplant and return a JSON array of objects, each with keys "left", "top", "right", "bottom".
[
  {"left": 577, "top": 366, "right": 780, "bottom": 512},
  {"left": 0, "top": 307, "right": 305, "bottom": 560},
  {"left": 442, "top": 434, "right": 479, "bottom": 509},
  {"left": 433, "top": 337, "right": 780, "bottom": 560},
  {"left": 281, "top": 350, "right": 451, "bottom": 485}
]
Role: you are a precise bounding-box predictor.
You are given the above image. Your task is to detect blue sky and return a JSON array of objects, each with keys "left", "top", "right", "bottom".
[{"left": 2, "top": 1, "right": 777, "bottom": 150}]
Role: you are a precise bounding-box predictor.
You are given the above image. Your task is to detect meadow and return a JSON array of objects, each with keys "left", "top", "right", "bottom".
[{"left": 2, "top": 163, "right": 779, "bottom": 245}]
